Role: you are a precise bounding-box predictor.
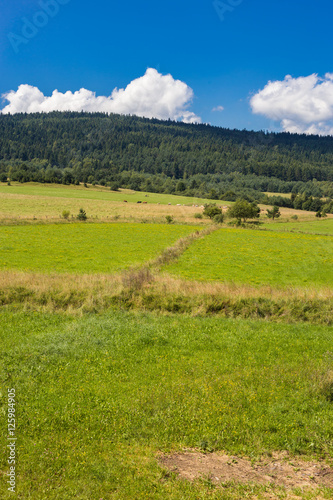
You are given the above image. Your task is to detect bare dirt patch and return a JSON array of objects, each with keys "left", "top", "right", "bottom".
[{"left": 160, "top": 450, "right": 333, "bottom": 491}]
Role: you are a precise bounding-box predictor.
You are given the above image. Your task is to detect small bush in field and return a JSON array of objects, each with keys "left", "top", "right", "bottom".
[
  {"left": 62, "top": 210, "right": 70, "bottom": 220},
  {"left": 77, "top": 208, "right": 87, "bottom": 221},
  {"left": 165, "top": 215, "right": 174, "bottom": 224}
]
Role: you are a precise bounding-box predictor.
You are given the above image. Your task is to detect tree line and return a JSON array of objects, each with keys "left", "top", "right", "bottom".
[{"left": 1, "top": 112, "right": 333, "bottom": 212}]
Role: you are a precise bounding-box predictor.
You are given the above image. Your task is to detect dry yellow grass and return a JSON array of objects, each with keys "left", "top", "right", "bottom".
[
  {"left": 1, "top": 269, "right": 333, "bottom": 320},
  {"left": 263, "top": 192, "right": 292, "bottom": 198},
  {"left": 0, "top": 192, "right": 211, "bottom": 224},
  {"left": 0, "top": 182, "right": 329, "bottom": 224},
  {"left": 152, "top": 274, "right": 333, "bottom": 301},
  {"left": 259, "top": 204, "right": 333, "bottom": 222}
]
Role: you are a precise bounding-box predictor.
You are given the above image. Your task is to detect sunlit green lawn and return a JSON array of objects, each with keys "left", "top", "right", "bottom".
[
  {"left": 0, "top": 310, "right": 332, "bottom": 499},
  {"left": 165, "top": 227, "right": 333, "bottom": 287},
  {"left": 0, "top": 223, "right": 198, "bottom": 273}
]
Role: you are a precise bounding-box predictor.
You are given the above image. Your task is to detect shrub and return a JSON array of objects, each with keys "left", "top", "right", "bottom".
[
  {"left": 194, "top": 213, "right": 203, "bottom": 219},
  {"left": 266, "top": 205, "right": 281, "bottom": 220},
  {"left": 203, "top": 203, "right": 222, "bottom": 219},
  {"left": 62, "top": 210, "right": 70, "bottom": 220},
  {"left": 77, "top": 208, "right": 87, "bottom": 221},
  {"left": 165, "top": 215, "right": 174, "bottom": 224},
  {"left": 213, "top": 213, "right": 224, "bottom": 224},
  {"left": 291, "top": 215, "right": 298, "bottom": 220}
]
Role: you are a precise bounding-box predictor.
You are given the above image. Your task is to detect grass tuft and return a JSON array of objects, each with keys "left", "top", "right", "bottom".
[{"left": 122, "top": 267, "right": 154, "bottom": 292}]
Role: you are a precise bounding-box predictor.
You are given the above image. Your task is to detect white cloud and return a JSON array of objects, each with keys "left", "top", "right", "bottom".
[
  {"left": 250, "top": 73, "right": 333, "bottom": 135},
  {"left": 212, "top": 105, "right": 224, "bottom": 112},
  {"left": 0, "top": 68, "right": 201, "bottom": 123}
]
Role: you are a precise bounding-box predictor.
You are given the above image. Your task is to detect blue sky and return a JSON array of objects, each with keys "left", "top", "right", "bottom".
[{"left": 1, "top": 0, "right": 333, "bottom": 134}]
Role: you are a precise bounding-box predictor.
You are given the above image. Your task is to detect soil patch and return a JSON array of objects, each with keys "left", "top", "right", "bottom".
[{"left": 160, "top": 450, "right": 333, "bottom": 491}]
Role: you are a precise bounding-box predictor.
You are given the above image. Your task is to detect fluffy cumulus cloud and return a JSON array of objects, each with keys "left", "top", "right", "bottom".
[
  {"left": 0, "top": 68, "right": 201, "bottom": 123},
  {"left": 251, "top": 73, "right": 333, "bottom": 135}
]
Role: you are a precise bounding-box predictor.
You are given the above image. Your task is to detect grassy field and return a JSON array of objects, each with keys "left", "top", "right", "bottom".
[
  {"left": 166, "top": 227, "right": 333, "bottom": 287},
  {"left": 0, "top": 182, "right": 324, "bottom": 224},
  {"left": 263, "top": 191, "right": 292, "bottom": 198},
  {"left": 0, "top": 183, "right": 218, "bottom": 215},
  {"left": 0, "top": 223, "right": 199, "bottom": 274},
  {"left": 0, "top": 182, "right": 218, "bottom": 205},
  {"left": 263, "top": 219, "right": 333, "bottom": 235},
  {"left": 1, "top": 183, "right": 333, "bottom": 499},
  {"left": 0, "top": 183, "right": 219, "bottom": 225},
  {"left": 1, "top": 309, "right": 333, "bottom": 499}
]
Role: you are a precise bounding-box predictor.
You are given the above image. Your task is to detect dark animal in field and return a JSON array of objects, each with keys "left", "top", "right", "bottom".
[
  {"left": 123, "top": 200, "right": 128, "bottom": 203},
  {"left": 137, "top": 201, "right": 142, "bottom": 203}
]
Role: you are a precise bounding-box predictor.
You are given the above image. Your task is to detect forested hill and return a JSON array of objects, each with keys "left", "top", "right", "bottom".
[{"left": 1, "top": 112, "right": 333, "bottom": 204}]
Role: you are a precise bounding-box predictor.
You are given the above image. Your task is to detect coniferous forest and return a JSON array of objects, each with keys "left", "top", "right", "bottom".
[{"left": 1, "top": 111, "right": 333, "bottom": 212}]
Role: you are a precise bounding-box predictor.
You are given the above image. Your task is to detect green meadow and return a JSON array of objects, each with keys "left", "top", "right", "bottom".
[
  {"left": 0, "top": 182, "right": 215, "bottom": 206},
  {"left": 263, "top": 218, "right": 333, "bottom": 235},
  {"left": 166, "top": 227, "right": 333, "bottom": 287},
  {"left": 1, "top": 183, "right": 333, "bottom": 499},
  {"left": 1, "top": 310, "right": 333, "bottom": 499},
  {"left": 0, "top": 223, "right": 198, "bottom": 273}
]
